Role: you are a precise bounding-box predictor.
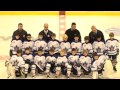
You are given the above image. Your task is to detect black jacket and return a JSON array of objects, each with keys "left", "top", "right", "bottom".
[
  {"left": 12, "top": 29, "right": 27, "bottom": 42},
  {"left": 65, "top": 28, "right": 81, "bottom": 43},
  {"left": 39, "top": 30, "right": 53, "bottom": 43},
  {"left": 89, "top": 30, "right": 105, "bottom": 44}
]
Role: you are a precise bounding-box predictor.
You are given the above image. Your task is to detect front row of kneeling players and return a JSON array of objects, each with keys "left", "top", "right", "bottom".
[{"left": 10, "top": 47, "right": 107, "bottom": 79}]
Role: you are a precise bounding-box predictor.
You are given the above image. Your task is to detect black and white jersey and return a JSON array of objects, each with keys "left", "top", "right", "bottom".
[
  {"left": 93, "top": 41, "right": 105, "bottom": 55},
  {"left": 106, "top": 39, "right": 119, "bottom": 55}
]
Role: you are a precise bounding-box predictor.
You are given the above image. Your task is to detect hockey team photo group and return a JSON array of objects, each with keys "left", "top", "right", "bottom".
[{"left": 6, "top": 22, "right": 120, "bottom": 79}]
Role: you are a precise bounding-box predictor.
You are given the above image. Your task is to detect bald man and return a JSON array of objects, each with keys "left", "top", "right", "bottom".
[
  {"left": 39, "top": 23, "right": 54, "bottom": 42},
  {"left": 89, "top": 25, "right": 105, "bottom": 44}
]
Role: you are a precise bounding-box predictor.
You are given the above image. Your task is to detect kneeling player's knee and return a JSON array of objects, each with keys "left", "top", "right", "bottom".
[
  {"left": 56, "top": 67, "right": 61, "bottom": 72},
  {"left": 67, "top": 65, "right": 72, "bottom": 74},
  {"left": 46, "top": 63, "right": 51, "bottom": 73},
  {"left": 31, "top": 65, "right": 36, "bottom": 70},
  {"left": 25, "top": 64, "right": 29, "bottom": 69}
]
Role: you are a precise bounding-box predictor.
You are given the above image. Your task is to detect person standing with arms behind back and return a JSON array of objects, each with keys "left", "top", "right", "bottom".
[
  {"left": 39, "top": 23, "right": 54, "bottom": 43},
  {"left": 65, "top": 22, "right": 81, "bottom": 43},
  {"left": 12, "top": 23, "right": 27, "bottom": 42},
  {"left": 89, "top": 25, "right": 105, "bottom": 44}
]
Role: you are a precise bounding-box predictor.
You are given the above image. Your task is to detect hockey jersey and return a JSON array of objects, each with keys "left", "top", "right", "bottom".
[
  {"left": 60, "top": 41, "right": 71, "bottom": 53},
  {"left": 105, "top": 39, "right": 119, "bottom": 55},
  {"left": 56, "top": 55, "right": 68, "bottom": 66},
  {"left": 71, "top": 41, "right": 82, "bottom": 53},
  {"left": 78, "top": 55, "right": 92, "bottom": 71},
  {"left": 46, "top": 54, "right": 57, "bottom": 64},
  {"left": 16, "top": 56, "right": 25, "bottom": 67},
  {"left": 22, "top": 40, "right": 34, "bottom": 51},
  {"left": 34, "top": 55, "right": 46, "bottom": 68},
  {"left": 33, "top": 39, "right": 48, "bottom": 52},
  {"left": 91, "top": 55, "right": 106, "bottom": 71},
  {"left": 68, "top": 54, "right": 79, "bottom": 65},
  {"left": 48, "top": 39, "right": 60, "bottom": 53},
  {"left": 10, "top": 39, "right": 23, "bottom": 54},
  {"left": 22, "top": 53, "right": 34, "bottom": 64},
  {"left": 10, "top": 55, "right": 18, "bottom": 65},
  {"left": 93, "top": 41, "right": 105, "bottom": 55},
  {"left": 82, "top": 42, "right": 93, "bottom": 54}
]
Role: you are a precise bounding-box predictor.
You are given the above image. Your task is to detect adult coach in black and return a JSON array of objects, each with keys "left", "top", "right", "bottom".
[
  {"left": 12, "top": 23, "right": 27, "bottom": 42},
  {"left": 89, "top": 25, "right": 105, "bottom": 44},
  {"left": 65, "top": 22, "right": 81, "bottom": 42},
  {"left": 39, "top": 23, "right": 53, "bottom": 43}
]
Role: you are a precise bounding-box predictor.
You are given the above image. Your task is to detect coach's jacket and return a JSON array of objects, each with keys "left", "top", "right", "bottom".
[
  {"left": 89, "top": 30, "right": 105, "bottom": 44},
  {"left": 39, "top": 30, "right": 53, "bottom": 43}
]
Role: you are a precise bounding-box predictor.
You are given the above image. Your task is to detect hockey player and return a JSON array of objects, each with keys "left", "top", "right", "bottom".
[
  {"left": 55, "top": 49, "right": 68, "bottom": 78},
  {"left": 60, "top": 34, "right": 71, "bottom": 55},
  {"left": 10, "top": 33, "right": 23, "bottom": 57},
  {"left": 71, "top": 35, "right": 82, "bottom": 55},
  {"left": 45, "top": 48, "right": 57, "bottom": 78},
  {"left": 22, "top": 34, "right": 34, "bottom": 53},
  {"left": 22, "top": 48, "right": 36, "bottom": 78},
  {"left": 93, "top": 35, "right": 105, "bottom": 56},
  {"left": 82, "top": 36, "right": 93, "bottom": 56},
  {"left": 91, "top": 52, "right": 107, "bottom": 78},
  {"left": 48, "top": 33, "right": 60, "bottom": 55},
  {"left": 78, "top": 49, "right": 92, "bottom": 77},
  {"left": 34, "top": 48, "right": 46, "bottom": 74},
  {"left": 67, "top": 48, "right": 79, "bottom": 79},
  {"left": 15, "top": 50, "right": 25, "bottom": 77},
  {"left": 105, "top": 32, "right": 119, "bottom": 71},
  {"left": 33, "top": 34, "right": 48, "bottom": 56}
]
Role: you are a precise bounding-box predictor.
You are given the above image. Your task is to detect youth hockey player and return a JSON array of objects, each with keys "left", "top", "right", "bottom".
[
  {"left": 60, "top": 34, "right": 71, "bottom": 55},
  {"left": 34, "top": 48, "right": 46, "bottom": 74},
  {"left": 22, "top": 48, "right": 36, "bottom": 78},
  {"left": 105, "top": 32, "right": 119, "bottom": 71},
  {"left": 71, "top": 35, "right": 82, "bottom": 55},
  {"left": 78, "top": 49, "right": 92, "bottom": 77},
  {"left": 82, "top": 36, "right": 93, "bottom": 56},
  {"left": 15, "top": 50, "right": 25, "bottom": 77},
  {"left": 67, "top": 48, "right": 79, "bottom": 79},
  {"left": 55, "top": 49, "right": 68, "bottom": 78},
  {"left": 93, "top": 35, "right": 105, "bottom": 56},
  {"left": 10, "top": 33, "right": 23, "bottom": 57},
  {"left": 22, "top": 34, "right": 34, "bottom": 53},
  {"left": 48, "top": 33, "right": 60, "bottom": 55},
  {"left": 33, "top": 34, "right": 48, "bottom": 56},
  {"left": 91, "top": 52, "right": 106, "bottom": 78},
  {"left": 45, "top": 48, "right": 58, "bottom": 78}
]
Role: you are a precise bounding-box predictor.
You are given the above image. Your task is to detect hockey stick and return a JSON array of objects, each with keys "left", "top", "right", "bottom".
[{"left": 35, "top": 63, "right": 43, "bottom": 71}]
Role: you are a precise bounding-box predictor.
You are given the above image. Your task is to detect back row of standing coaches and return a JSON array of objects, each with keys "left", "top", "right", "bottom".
[{"left": 12, "top": 22, "right": 105, "bottom": 43}]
